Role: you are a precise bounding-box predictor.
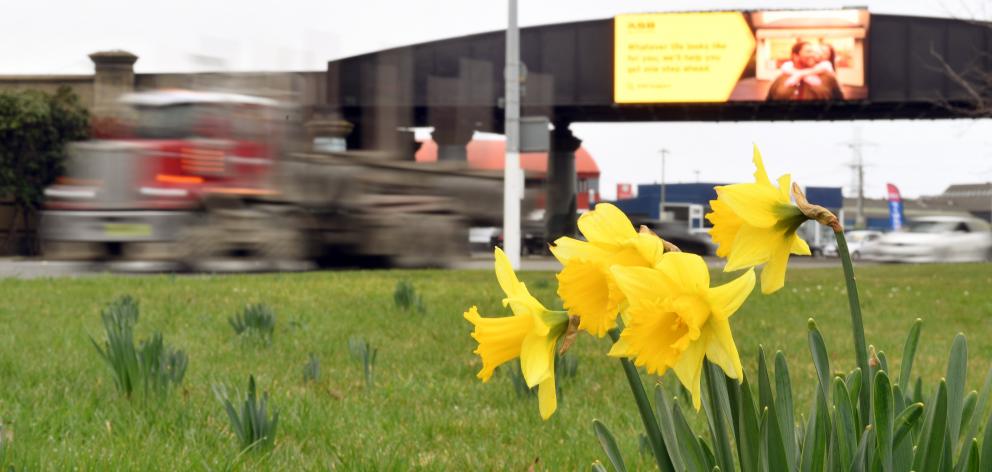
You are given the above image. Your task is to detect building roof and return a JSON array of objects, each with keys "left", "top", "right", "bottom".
[
  {"left": 414, "top": 138, "right": 600, "bottom": 178},
  {"left": 918, "top": 182, "right": 992, "bottom": 212}
]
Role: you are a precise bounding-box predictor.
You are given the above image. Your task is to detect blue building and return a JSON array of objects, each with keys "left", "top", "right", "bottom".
[{"left": 609, "top": 182, "right": 844, "bottom": 249}]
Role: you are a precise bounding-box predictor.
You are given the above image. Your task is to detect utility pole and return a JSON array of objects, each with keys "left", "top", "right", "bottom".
[
  {"left": 845, "top": 127, "right": 872, "bottom": 230},
  {"left": 503, "top": 0, "right": 521, "bottom": 268},
  {"left": 659, "top": 148, "right": 669, "bottom": 221}
]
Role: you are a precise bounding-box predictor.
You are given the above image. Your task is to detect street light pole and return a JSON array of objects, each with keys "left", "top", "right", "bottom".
[{"left": 503, "top": 0, "right": 521, "bottom": 268}]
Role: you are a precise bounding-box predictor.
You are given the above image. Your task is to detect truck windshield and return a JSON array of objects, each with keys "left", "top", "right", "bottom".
[{"left": 134, "top": 105, "right": 198, "bottom": 139}]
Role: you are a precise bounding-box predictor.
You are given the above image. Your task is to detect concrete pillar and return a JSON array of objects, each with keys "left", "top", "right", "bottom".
[
  {"left": 545, "top": 124, "right": 580, "bottom": 240},
  {"left": 89, "top": 50, "right": 138, "bottom": 117},
  {"left": 431, "top": 109, "right": 474, "bottom": 162}
]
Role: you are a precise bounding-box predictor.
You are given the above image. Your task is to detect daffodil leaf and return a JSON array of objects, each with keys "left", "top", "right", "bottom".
[
  {"left": 961, "top": 367, "right": 992, "bottom": 453},
  {"left": 807, "top": 319, "right": 831, "bottom": 404},
  {"left": 702, "top": 361, "right": 736, "bottom": 472},
  {"left": 774, "top": 351, "right": 798, "bottom": 471},
  {"left": 831, "top": 377, "right": 857, "bottom": 470},
  {"left": 945, "top": 334, "right": 967, "bottom": 446},
  {"left": 850, "top": 425, "right": 873, "bottom": 472},
  {"left": 592, "top": 419, "right": 627, "bottom": 472},
  {"left": 671, "top": 402, "right": 707, "bottom": 472},
  {"left": 872, "top": 370, "right": 894, "bottom": 472},
  {"left": 898, "top": 319, "right": 922, "bottom": 394},
  {"left": 912, "top": 380, "right": 948, "bottom": 472},
  {"left": 653, "top": 386, "right": 685, "bottom": 471}
]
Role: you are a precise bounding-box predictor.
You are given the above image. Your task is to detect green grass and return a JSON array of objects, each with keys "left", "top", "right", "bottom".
[{"left": 0, "top": 263, "right": 990, "bottom": 470}]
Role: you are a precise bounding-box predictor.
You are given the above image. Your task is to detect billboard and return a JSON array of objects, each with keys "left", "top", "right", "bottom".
[{"left": 614, "top": 9, "right": 869, "bottom": 103}]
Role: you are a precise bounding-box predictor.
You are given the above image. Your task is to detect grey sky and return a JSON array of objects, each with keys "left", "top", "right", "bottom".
[{"left": 2, "top": 0, "right": 990, "bottom": 200}]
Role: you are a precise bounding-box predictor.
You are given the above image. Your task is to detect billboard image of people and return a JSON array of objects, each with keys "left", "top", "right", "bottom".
[{"left": 614, "top": 9, "right": 869, "bottom": 104}]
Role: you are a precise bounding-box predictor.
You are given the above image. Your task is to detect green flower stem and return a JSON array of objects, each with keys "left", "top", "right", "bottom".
[
  {"left": 609, "top": 329, "right": 675, "bottom": 472},
  {"left": 834, "top": 229, "right": 871, "bottom": 425}
]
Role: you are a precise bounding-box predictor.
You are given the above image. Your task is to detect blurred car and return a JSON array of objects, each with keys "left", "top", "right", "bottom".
[
  {"left": 861, "top": 216, "right": 992, "bottom": 263},
  {"left": 823, "top": 230, "right": 883, "bottom": 259},
  {"left": 489, "top": 217, "right": 717, "bottom": 257}
]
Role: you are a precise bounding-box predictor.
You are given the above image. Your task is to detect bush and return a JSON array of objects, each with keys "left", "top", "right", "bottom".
[
  {"left": 0, "top": 86, "right": 89, "bottom": 254},
  {"left": 90, "top": 296, "right": 187, "bottom": 400}
]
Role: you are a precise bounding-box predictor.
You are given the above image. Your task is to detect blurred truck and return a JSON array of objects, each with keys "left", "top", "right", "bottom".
[{"left": 40, "top": 90, "right": 512, "bottom": 270}]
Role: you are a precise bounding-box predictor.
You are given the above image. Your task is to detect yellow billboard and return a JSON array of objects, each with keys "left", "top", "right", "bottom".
[{"left": 614, "top": 10, "right": 870, "bottom": 104}]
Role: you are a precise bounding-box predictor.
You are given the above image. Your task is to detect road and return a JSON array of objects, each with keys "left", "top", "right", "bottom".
[{"left": 0, "top": 254, "right": 859, "bottom": 279}]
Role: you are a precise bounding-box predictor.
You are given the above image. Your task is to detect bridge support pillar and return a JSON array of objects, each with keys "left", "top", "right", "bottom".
[
  {"left": 546, "top": 124, "right": 580, "bottom": 241},
  {"left": 431, "top": 109, "right": 475, "bottom": 162}
]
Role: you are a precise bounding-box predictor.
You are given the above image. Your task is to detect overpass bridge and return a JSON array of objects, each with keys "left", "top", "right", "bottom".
[{"left": 322, "top": 10, "right": 992, "bottom": 237}]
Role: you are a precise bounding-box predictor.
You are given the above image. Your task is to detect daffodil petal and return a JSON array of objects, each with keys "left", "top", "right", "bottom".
[
  {"left": 715, "top": 183, "right": 783, "bottom": 228},
  {"left": 777, "top": 173, "right": 792, "bottom": 201},
  {"left": 752, "top": 144, "right": 772, "bottom": 187},
  {"left": 672, "top": 335, "right": 707, "bottom": 411},
  {"left": 493, "top": 247, "right": 525, "bottom": 299},
  {"left": 632, "top": 232, "right": 667, "bottom": 267},
  {"left": 607, "top": 334, "right": 632, "bottom": 358},
  {"left": 578, "top": 203, "right": 638, "bottom": 246},
  {"left": 790, "top": 234, "right": 811, "bottom": 256},
  {"left": 656, "top": 252, "right": 710, "bottom": 295},
  {"left": 760, "top": 239, "right": 793, "bottom": 294},
  {"left": 550, "top": 236, "right": 610, "bottom": 264},
  {"left": 705, "top": 319, "right": 744, "bottom": 381},
  {"left": 538, "top": 375, "right": 558, "bottom": 420},
  {"left": 724, "top": 225, "right": 777, "bottom": 272},
  {"left": 610, "top": 266, "right": 678, "bottom": 308},
  {"left": 707, "top": 268, "right": 755, "bottom": 320},
  {"left": 520, "top": 331, "right": 556, "bottom": 388}
]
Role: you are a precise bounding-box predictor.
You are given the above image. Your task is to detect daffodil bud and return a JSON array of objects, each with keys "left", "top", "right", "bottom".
[
  {"left": 558, "top": 315, "right": 581, "bottom": 355},
  {"left": 791, "top": 182, "right": 842, "bottom": 232}
]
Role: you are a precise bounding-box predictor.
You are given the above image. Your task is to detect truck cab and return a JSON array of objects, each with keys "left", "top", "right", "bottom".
[{"left": 41, "top": 90, "right": 290, "bottom": 268}]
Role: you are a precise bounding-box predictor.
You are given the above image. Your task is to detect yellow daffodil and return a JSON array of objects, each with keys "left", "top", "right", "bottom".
[
  {"left": 550, "top": 203, "right": 668, "bottom": 337},
  {"left": 464, "top": 247, "right": 570, "bottom": 419},
  {"left": 608, "top": 252, "right": 755, "bottom": 410},
  {"left": 706, "top": 146, "right": 811, "bottom": 294}
]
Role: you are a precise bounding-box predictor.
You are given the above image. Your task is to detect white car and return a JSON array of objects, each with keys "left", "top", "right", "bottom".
[
  {"left": 862, "top": 216, "right": 992, "bottom": 263},
  {"left": 823, "top": 230, "right": 883, "bottom": 259}
]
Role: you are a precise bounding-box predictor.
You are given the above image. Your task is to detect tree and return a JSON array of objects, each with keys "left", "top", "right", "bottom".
[{"left": 0, "top": 86, "right": 89, "bottom": 254}]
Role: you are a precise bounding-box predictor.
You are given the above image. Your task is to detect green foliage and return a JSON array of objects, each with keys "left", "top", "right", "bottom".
[
  {"left": 0, "top": 86, "right": 88, "bottom": 252},
  {"left": 216, "top": 375, "right": 279, "bottom": 453},
  {"left": 302, "top": 353, "right": 319, "bottom": 383},
  {"left": 228, "top": 304, "right": 276, "bottom": 342},
  {"left": 348, "top": 337, "right": 377, "bottom": 389},
  {"left": 90, "top": 296, "right": 187, "bottom": 400},
  {"left": 393, "top": 280, "right": 425, "bottom": 313},
  {"left": 596, "top": 319, "right": 992, "bottom": 472}
]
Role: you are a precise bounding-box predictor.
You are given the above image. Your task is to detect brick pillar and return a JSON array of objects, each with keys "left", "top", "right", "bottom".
[{"left": 89, "top": 50, "right": 138, "bottom": 117}]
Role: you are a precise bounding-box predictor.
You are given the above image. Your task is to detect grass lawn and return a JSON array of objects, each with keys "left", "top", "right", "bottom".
[{"left": 0, "top": 262, "right": 991, "bottom": 470}]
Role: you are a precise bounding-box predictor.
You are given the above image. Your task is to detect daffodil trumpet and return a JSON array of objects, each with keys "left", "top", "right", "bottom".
[
  {"left": 608, "top": 252, "right": 756, "bottom": 410},
  {"left": 551, "top": 203, "right": 669, "bottom": 338}
]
